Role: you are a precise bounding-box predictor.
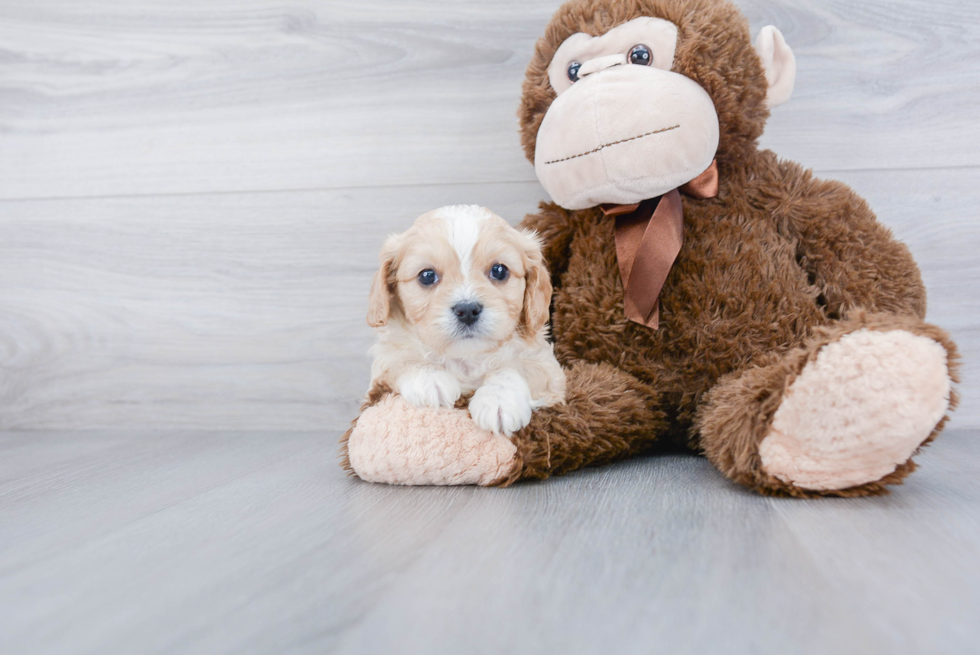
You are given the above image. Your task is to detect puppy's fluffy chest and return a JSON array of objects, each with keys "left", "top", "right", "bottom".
[
  {"left": 373, "top": 327, "right": 538, "bottom": 393},
  {"left": 434, "top": 342, "right": 531, "bottom": 393}
]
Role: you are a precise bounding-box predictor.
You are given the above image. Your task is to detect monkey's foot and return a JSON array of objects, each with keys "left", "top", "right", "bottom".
[
  {"left": 346, "top": 394, "right": 517, "bottom": 486},
  {"left": 759, "top": 329, "right": 951, "bottom": 491}
]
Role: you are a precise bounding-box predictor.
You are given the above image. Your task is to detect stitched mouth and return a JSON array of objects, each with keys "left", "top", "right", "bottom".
[{"left": 543, "top": 124, "right": 680, "bottom": 165}]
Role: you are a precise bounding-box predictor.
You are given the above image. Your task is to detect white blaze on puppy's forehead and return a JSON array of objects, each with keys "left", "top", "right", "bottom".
[
  {"left": 433, "top": 204, "right": 492, "bottom": 280},
  {"left": 378, "top": 204, "right": 551, "bottom": 362}
]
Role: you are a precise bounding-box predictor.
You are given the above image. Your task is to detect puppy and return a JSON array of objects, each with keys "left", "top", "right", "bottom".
[{"left": 366, "top": 204, "right": 566, "bottom": 436}]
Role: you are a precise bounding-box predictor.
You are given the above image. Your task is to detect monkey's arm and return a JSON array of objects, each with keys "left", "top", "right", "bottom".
[
  {"left": 773, "top": 157, "right": 926, "bottom": 319},
  {"left": 342, "top": 359, "right": 668, "bottom": 487},
  {"left": 519, "top": 202, "right": 577, "bottom": 290}
]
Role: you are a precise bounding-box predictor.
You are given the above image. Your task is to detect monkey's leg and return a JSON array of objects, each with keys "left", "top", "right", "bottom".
[
  {"left": 494, "top": 361, "right": 667, "bottom": 485},
  {"left": 695, "top": 312, "right": 959, "bottom": 497},
  {"left": 341, "top": 362, "right": 667, "bottom": 486}
]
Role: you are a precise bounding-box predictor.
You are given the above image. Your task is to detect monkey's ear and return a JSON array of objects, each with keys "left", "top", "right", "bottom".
[
  {"left": 755, "top": 25, "right": 796, "bottom": 108},
  {"left": 367, "top": 234, "right": 401, "bottom": 328}
]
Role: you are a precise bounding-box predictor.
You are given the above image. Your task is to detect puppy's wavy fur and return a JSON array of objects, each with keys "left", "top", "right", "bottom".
[{"left": 367, "top": 205, "right": 565, "bottom": 436}]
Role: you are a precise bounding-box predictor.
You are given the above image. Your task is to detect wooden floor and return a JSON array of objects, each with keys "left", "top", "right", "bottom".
[
  {"left": 1, "top": 0, "right": 979, "bottom": 653},
  {"left": 0, "top": 428, "right": 978, "bottom": 654}
]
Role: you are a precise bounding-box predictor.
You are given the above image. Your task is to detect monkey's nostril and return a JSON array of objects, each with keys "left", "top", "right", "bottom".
[{"left": 452, "top": 301, "right": 483, "bottom": 327}]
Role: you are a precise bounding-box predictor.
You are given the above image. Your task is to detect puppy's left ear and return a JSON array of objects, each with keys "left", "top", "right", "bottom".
[
  {"left": 518, "top": 229, "right": 552, "bottom": 337},
  {"left": 367, "top": 234, "right": 401, "bottom": 328}
]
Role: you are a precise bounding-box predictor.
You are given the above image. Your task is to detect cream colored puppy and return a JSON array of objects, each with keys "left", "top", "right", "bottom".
[{"left": 366, "top": 204, "right": 566, "bottom": 436}]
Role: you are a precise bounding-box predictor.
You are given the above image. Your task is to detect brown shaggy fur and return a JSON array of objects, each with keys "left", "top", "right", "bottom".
[
  {"left": 343, "top": 0, "right": 958, "bottom": 497},
  {"left": 695, "top": 311, "right": 960, "bottom": 497},
  {"left": 506, "top": 0, "right": 958, "bottom": 496},
  {"left": 493, "top": 361, "right": 668, "bottom": 486}
]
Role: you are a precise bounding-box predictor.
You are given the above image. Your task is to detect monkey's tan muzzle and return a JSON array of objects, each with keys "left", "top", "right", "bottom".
[{"left": 534, "top": 65, "right": 720, "bottom": 210}]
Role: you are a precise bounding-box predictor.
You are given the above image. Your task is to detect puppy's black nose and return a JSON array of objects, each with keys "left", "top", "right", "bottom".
[{"left": 453, "top": 301, "right": 483, "bottom": 326}]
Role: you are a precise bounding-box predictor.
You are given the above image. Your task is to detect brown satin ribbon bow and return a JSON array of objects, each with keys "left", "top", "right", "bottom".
[{"left": 600, "top": 159, "right": 719, "bottom": 329}]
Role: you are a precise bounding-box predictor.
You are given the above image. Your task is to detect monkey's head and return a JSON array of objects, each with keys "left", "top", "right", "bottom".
[{"left": 519, "top": 0, "right": 795, "bottom": 210}]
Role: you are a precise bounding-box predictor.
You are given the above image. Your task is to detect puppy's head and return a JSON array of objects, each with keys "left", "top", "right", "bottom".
[{"left": 367, "top": 205, "right": 551, "bottom": 355}]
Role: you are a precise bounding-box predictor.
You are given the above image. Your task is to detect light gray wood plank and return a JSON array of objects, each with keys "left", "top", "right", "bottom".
[
  {"left": 768, "top": 435, "right": 980, "bottom": 653},
  {"left": 748, "top": 0, "right": 980, "bottom": 172},
  {"left": 0, "top": 430, "right": 321, "bottom": 576},
  {"left": 0, "top": 0, "right": 978, "bottom": 200},
  {"left": 0, "top": 430, "right": 481, "bottom": 655},
  {"left": 1, "top": 167, "right": 975, "bottom": 431},
  {"left": 333, "top": 456, "right": 884, "bottom": 655},
  {"left": 0, "top": 182, "right": 547, "bottom": 430},
  {"left": 0, "top": 429, "right": 977, "bottom": 654}
]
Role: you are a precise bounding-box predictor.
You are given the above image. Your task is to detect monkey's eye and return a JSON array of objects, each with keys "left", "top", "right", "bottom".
[
  {"left": 417, "top": 269, "right": 439, "bottom": 286},
  {"left": 567, "top": 61, "right": 581, "bottom": 82},
  {"left": 629, "top": 44, "right": 652, "bottom": 66},
  {"left": 489, "top": 263, "right": 509, "bottom": 282}
]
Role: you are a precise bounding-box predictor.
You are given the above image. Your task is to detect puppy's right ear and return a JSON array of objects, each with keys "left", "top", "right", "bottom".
[
  {"left": 367, "top": 234, "right": 401, "bottom": 328},
  {"left": 518, "top": 228, "right": 553, "bottom": 338}
]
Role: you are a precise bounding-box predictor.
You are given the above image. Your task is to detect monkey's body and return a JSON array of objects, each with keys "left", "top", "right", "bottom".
[
  {"left": 540, "top": 153, "right": 836, "bottom": 436},
  {"left": 343, "top": 0, "right": 958, "bottom": 497},
  {"left": 510, "top": 150, "right": 955, "bottom": 495}
]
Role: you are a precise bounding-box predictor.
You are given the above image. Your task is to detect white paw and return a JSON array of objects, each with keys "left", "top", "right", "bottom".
[
  {"left": 396, "top": 368, "right": 462, "bottom": 409},
  {"left": 469, "top": 370, "right": 534, "bottom": 437}
]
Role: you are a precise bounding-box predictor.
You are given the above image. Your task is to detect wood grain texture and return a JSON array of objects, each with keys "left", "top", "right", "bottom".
[
  {"left": 0, "top": 0, "right": 978, "bottom": 200},
  {"left": 0, "top": 182, "right": 550, "bottom": 429},
  {"left": 1, "top": 1, "right": 978, "bottom": 652},
  {"left": 0, "top": 0, "right": 977, "bottom": 428},
  {"left": 0, "top": 428, "right": 978, "bottom": 654},
  {"left": 1, "top": 168, "right": 976, "bottom": 430}
]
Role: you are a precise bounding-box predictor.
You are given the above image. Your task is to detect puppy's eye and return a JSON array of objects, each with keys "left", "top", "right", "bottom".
[
  {"left": 417, "top": 269, "right": 439, "bottom": 286},
  {"left": 488, "top": 263, "right": 509, "bottom": 282},
  {"left": 629, "top": 44, "right": 652, "bottom": 66},
  {"left": 567, "top": 61, "right": 581, "bottom": 82}
]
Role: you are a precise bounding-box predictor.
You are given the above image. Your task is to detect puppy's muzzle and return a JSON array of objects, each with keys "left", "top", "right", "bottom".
[{"left": 452, "top": 301, "right": 483, "bottom": 327}]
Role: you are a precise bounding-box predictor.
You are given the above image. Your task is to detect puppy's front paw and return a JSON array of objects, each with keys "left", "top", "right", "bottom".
[
  {"left": 469, "top": 370, "right": 533, "bottom": 437},
  {"left": 396, "top": 368, "right": 462, "bottom": 409}
]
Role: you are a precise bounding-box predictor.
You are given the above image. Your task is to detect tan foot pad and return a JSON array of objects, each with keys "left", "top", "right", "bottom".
[
  {"left": 760, "top": 329, "right": 951, "bottom": 491},
  {"left": 347, "top": 395, "right": 517, "bottom": 486}
]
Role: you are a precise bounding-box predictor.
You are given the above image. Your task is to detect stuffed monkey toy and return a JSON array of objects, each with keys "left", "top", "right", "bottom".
[{"left": 342, "top": 0, "right": 958, "bottom": 497}]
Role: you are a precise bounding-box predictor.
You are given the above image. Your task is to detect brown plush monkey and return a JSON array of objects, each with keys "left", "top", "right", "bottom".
[{"left": 343, "top": 0, "right": 959, "bottom": 497}]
